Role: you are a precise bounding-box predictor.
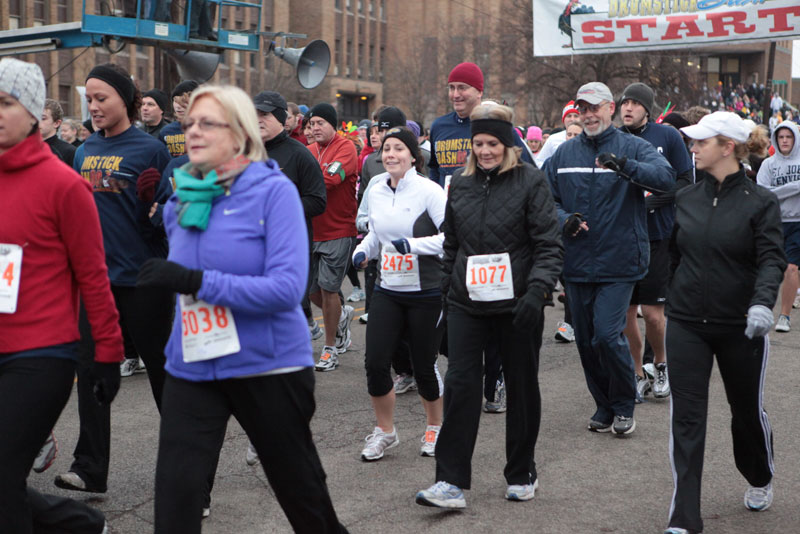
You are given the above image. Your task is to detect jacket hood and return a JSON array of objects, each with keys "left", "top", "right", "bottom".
[
  {"left": 0, "top": 131, "right": 51, "bottom": 173},
  {"left": 771, "top": 120, "right": 800, "bottom": 160}
]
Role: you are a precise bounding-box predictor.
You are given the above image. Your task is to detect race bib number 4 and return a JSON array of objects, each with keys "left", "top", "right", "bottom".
[
  {"left": 466, "top": 252, "right": 514, "bottom": 302},
  {"left": 0, "top": 244, "right": 22, "bottom": 314},
  {"left": 180, "top": 295, "right": 241, "bottom": 363},
  {"left": 381, "top": 244, "right": 420, "bottom": 289}
]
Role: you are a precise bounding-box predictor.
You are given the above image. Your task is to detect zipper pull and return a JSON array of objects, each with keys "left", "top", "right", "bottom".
[{"left": 713, "top": 197, "right": 717, "bottom": 207}]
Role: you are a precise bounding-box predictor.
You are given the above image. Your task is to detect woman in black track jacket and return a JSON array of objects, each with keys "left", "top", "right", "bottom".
[
  {"left": 664, "top": 112, "right": 786, "bottom": 534},
  {"left": 415, "top": 103, "right": 563, "bottom": 509}
]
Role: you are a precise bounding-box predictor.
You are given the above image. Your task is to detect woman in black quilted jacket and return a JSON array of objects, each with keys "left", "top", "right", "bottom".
[{"left": 415, "top": 103, "right": 563, "bottom": 509}]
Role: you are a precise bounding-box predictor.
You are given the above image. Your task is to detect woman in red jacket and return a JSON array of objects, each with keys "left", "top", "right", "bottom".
[{"left": 0, "top": 58, "right": 123, "bottom": 533}]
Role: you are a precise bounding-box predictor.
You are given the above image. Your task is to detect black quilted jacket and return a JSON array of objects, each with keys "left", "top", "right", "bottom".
[{"left": 442, "top": 162, "right": 564, "bottom": 315}]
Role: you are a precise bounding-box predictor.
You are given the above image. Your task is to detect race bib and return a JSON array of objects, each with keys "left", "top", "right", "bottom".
[
  {"left": 381, "top": 244, "right": 420, "bottom": 289},
  {"left": 180, "top": 295, "right": 240, "bottom": 363},
  {"left": 466, "top": 252, "right": 514, "bottom": 302},
  {"left": 0, "top": 244, "right": 22, "bottom": 314},
  {"left": 444, "top": 175, "right": 452, "bottom": 197}
]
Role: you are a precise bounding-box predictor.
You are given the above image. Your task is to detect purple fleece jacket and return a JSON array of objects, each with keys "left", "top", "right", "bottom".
[{"left": 162, "top": 159, "right": 312, "bottom": 381}]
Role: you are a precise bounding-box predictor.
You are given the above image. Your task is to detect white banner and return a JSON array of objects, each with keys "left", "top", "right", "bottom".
[{"left": 533, "top": 0, "right": 800, "bottom": 57}]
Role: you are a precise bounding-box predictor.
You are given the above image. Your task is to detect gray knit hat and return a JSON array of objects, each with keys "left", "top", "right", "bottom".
[{"left": 0, "top": 58, "right": 46, "bottom": 120}]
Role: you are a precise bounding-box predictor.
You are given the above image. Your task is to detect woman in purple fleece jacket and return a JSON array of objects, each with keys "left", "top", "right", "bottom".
[{"left": 137, "top": 85, "right": 349, "bottom": 534}]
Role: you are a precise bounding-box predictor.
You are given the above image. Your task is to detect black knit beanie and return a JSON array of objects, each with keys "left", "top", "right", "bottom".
[
  {"left": 143, "top": 89, "right": 169, "bottom": 113},
  {"left": 86, "top": 65, "right": 135, "bottom": 108},
  {"left": 377, "top": 106, "right": 407, "bottom": 131},
  {"left": 661, "top": 112, "right": 690, "bottom": 130},
  {"left": 308, "top": 103, "right": 338, "bottom": 129},
  {"left": 619, "top": 82, "right": 655, "bottom": 118},
  {"left": 171, "top": 80, "right": 199, "bottom": 99}
]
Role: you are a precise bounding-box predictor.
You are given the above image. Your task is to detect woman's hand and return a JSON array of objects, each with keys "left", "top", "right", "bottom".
[
  {"left": 137, "top": 258, "right": 203, "bottom": 295},
  {"left": 353, "top": 251, "right": 368, "bottom": 270}
]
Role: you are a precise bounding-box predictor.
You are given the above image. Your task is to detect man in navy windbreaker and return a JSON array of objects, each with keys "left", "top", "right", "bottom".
[{"left": 545, "top": 82, "right": 675, "bottom": 436}]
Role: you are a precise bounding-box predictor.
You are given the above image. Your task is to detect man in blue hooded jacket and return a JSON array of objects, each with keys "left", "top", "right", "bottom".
[{"left": 546, "top": 82, "right": 675, "bottom": 436}]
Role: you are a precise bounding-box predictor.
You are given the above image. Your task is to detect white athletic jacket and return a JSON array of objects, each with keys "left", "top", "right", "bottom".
[{"left": 353, "top": 168, "right": 446, "bottom": 292}]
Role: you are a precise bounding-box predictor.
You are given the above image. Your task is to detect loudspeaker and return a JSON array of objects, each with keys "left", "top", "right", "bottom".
[
  {"left": 166, "top": 49, "right": 220, "bottom": 83},
  {"left": 271, "top": 39, "right": 330, "bottom": 89}
]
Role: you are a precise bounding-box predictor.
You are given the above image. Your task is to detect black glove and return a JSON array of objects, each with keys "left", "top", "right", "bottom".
[
  {"left": 90, "top": 361, "right": 121, "bottom": 406},
  {"left": 597, "top": 152, "right": 628, "bottom": 173},
  {"left": 564, "top": 213, "right": 585, "bottom": 237},
  {"left": 512, "top": 289, "right": 547, "bottom": 332},
  {"left": 137, "top": 258, "right": 203, "bottom": 295},
  {"left": 391, "top": 238, "right": 411, "bottom": 254}
]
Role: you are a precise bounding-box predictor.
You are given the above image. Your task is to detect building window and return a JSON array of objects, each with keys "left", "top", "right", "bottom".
[
  {"left": 57, "top": 0, "right": 69, "bottom": 22},
  {"left": 358, "top": 43, "right": 363, "bottom": 79},
  {"left": 335, "top": 0, "right": 341, "bottom": 9},
  {"left": 369, "top": 0, "right": 374, "bottom": 16},
  {"left": 9, "top": 0, "right": 22, "bottom": 16},
  {"left": 379, "top": 46, "right": 384, "bottom": 82},
  {"left": 380, "top": 0, "right": 385, "bottom": 20},
  {"left": 369, "top": 45, "right": 374, "bottom": 79},
  {"left": 59, "top": 84, "right": 72, "bottom": 116},
  {"left": 335, "top": 39, "right": 341, "bottom": 76},
  {"left": 34, "top": 0, "right": 47, "bottom": 23}
]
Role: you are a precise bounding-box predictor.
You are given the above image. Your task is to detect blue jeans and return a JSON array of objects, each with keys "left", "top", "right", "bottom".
[{"left": 565, "top": 281, "right": 637, "bottom": 420}]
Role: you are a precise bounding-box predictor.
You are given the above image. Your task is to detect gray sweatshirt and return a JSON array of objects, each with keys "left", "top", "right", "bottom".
[{"left": 757, "top": 120, "right": 800, "bottom": 222}]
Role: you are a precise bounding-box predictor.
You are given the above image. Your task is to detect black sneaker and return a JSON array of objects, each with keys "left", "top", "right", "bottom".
[{"left": 612, "top": 415, "right": 636, "bottom": 436}]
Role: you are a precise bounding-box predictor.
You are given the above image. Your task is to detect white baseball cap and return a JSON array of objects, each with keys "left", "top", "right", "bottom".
[
  {"left": 575, "top": 82, "right": 614, "bottom": 105},
  {"left": 680, "top": 111, "right": 751, "bottom": 143}
]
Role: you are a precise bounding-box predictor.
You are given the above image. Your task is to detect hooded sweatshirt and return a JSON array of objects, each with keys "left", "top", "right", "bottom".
[
  {"left": 757, "top": 120, "right": 800, "bottom": 222},
  {"left": 0, "top": 132, "right": 122, "bottom": 363}
]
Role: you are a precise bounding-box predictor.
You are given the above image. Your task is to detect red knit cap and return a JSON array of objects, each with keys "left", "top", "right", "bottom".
[
  {"left": 448, "top": 62, "right": 484, "bottom": 92},
  {"left": 562, "top": 100, "right": 579, "bottom": 123}
]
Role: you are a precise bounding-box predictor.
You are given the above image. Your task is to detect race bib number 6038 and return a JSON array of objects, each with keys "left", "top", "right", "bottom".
[{"left": 180, "top": 295, "right": 241, "bottom": 363}]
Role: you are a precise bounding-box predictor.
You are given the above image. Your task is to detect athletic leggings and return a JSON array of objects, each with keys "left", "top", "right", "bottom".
[
  {"left": 364, "top": 289, "right": 442, "bottom": 400},
  {"left": 666, "top": 318, "right": 773, "bottom": 533}
]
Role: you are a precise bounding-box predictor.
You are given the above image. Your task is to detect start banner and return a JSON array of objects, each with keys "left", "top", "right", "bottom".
[{"left": 533, "top": 0, "right": 800, "bottom": 56}]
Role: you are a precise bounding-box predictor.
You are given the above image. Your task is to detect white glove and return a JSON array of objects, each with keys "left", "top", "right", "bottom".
[{"left": 744, "top": 305, "right": 773, "bottom": 339}]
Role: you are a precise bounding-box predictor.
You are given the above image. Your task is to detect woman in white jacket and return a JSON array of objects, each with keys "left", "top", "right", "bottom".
[
  {"left": 757, "top": 120, "right": 800, "bottom": 331},
  {"left": 352, "top": 127, "right": 446, "bottom": 462}
]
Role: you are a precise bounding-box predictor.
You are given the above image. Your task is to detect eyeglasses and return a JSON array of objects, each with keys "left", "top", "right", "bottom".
[
  {"left": 577, "top": 102, "right": 609, "bottom": 114},
  {"left": 181, "top": 118, "right": 230, "bottom": 131}
]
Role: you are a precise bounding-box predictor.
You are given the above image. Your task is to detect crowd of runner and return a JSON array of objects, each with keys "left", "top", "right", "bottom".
[{"left": 2, "top": 54, "right": 798, "bottom": 534}]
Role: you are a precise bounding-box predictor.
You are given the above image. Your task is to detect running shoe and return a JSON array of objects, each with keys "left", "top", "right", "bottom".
[
  {"left": 775, "top": 314, "right": 790, "bottom": 332},
  {"left": 653, "top": 362, "right": 671, "bottom": 398},
  {"left": 612, "top": 415, "right": 636, "bottom": 436},
  {"left": 358, "top": 313, "right": 368, "bottom": 324},
  {"left": 554, "top": 321, "right": 575, "bottom": 343},
  {"left": 314, "top": 346, "right": 339, "bottom": 372},
  {"left": 635, "top": 374, "right": 651, "bottom": 403},
  {"left": 557, "top": 292, "right": 566, "bottom": 303},
  {"left": 202, "top": 507, "right": 210, "bottom": 519},
  {"left": 794, "top": 295, "right": 800, "bottom": 309},
  {"left": 506, "top": 479, "right": 539, "bottom": 501},
  {"left": 415, "top": 481, "right": 466, "bottom": 509},
  {"left": 663, "top": 528, "right": 695, "bottom": 534},
  {"left": 420, "top": 425, "right": 440, "bottom": 457},
  {"left": 393, "top": 373, "right": 417, "bottom": 394},
  {"left": 744, "top": 481, "right": 773, "bottom": 511},
  {"left": 637, "top": 305, "right": 643, "bottom": 318},
  {"left": 587, "top": 418, "right": 612, "bottom": 433},
  {"left": 136, "top": 357, "right": 146, "bottom": 372},
  {"left": 32, "top": 432, "right": 58, "bottom": 473},
  {"left": 643, "top": 362, "right": 656, "bottom": 382},
  {"left": 346, "top": 287, "right": 365, "bottom": 302},
  {"left": 335, "top": 305, "right": 354, "bottom": 353},
  {"left": 54, "top": 471, "right": 105, "bottom": 493},
  {"left": 484, "top": 377, "right": 506, "bottom": 413},
  {"left": 245, "top": 441, "right": 259, "bottom": 466},
  {"left": 360, "top": 426, "right": 399, "bottom": 461},
  {"left": 120, "top": 358, "right": 138, "bottom": 377},
  {"left": 308, "top": 319, "right": 323, "bottom": 341}
]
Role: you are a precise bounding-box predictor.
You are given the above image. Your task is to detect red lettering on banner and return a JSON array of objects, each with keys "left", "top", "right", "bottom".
[
  {"left": 581, "top": 20, "right": 614, "bottom": 44},
  {"left": 758, "top": 6, "right": 800, "bottom": 33},
  {"left": 662, "top": 14, "right": 704, "bottom": 40},
  {"left": 616, "top": 18, "right": 658, "bottom": 42},
  {"left": 706, "top": 11, "right": 755, "bottom": 37}
]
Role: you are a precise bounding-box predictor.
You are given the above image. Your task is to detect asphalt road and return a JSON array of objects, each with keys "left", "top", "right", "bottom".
[{"left": 28, "top": 280, "right": 800, "bottom": 534}]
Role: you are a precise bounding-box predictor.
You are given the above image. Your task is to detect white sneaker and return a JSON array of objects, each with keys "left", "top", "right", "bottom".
[
  {"left": 635, "top": 374, "right": 651, "bottom": 403},
  {"left": 335, "top": 305, "right": 354, "bottom": 353},
  {"left": 420, "top": 425, "right": 440, "bottom": 457},
  {"left": 415, "top": 481, "right": 466, "bottom": 509},
  {"left": 653, "top": 363, "right": 671, "bottom": 398},
  {"left": 120, "top": 358, "right": 138, "bottom": 377},
  {"left": 346, "top": 287, "right": 365, "bottom": 302},
  {"left": 775, "top": 314, "right": 790, "bottom": 332},
  {"left": 360, "top": 426, "right": 399, "bottom": 461},
  {"left": 314, "top": 346, "right": 339, "bottom": 372},
  {"left": 202, "top": 506, "right": 210, "bottom": 519},
  {"left": 506, "top": 479, "right": 539, "bottom": 501},
  {"left": 33, "top": 432, "right": 58, "bottom": 473},
  {"left": 358, "top": 313, "right": 368, "bottom": 324},
  {"left": 643, "top": 362, "right": 656, "bottom": 381},
  {"left": 554, "top": 321, "right": 575, "bottom": 343},
  {"left": 744, "top": 481, "right": 773, "bottom": 511},
  {"left": 484, "top": 377, "right": 506, "bottom": 413},
  {"left": 794, "top": 295, "right": 800, "bottom": 309},
  {"left": 245, "top": 441, "right": 259, "bottom": 466}
]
